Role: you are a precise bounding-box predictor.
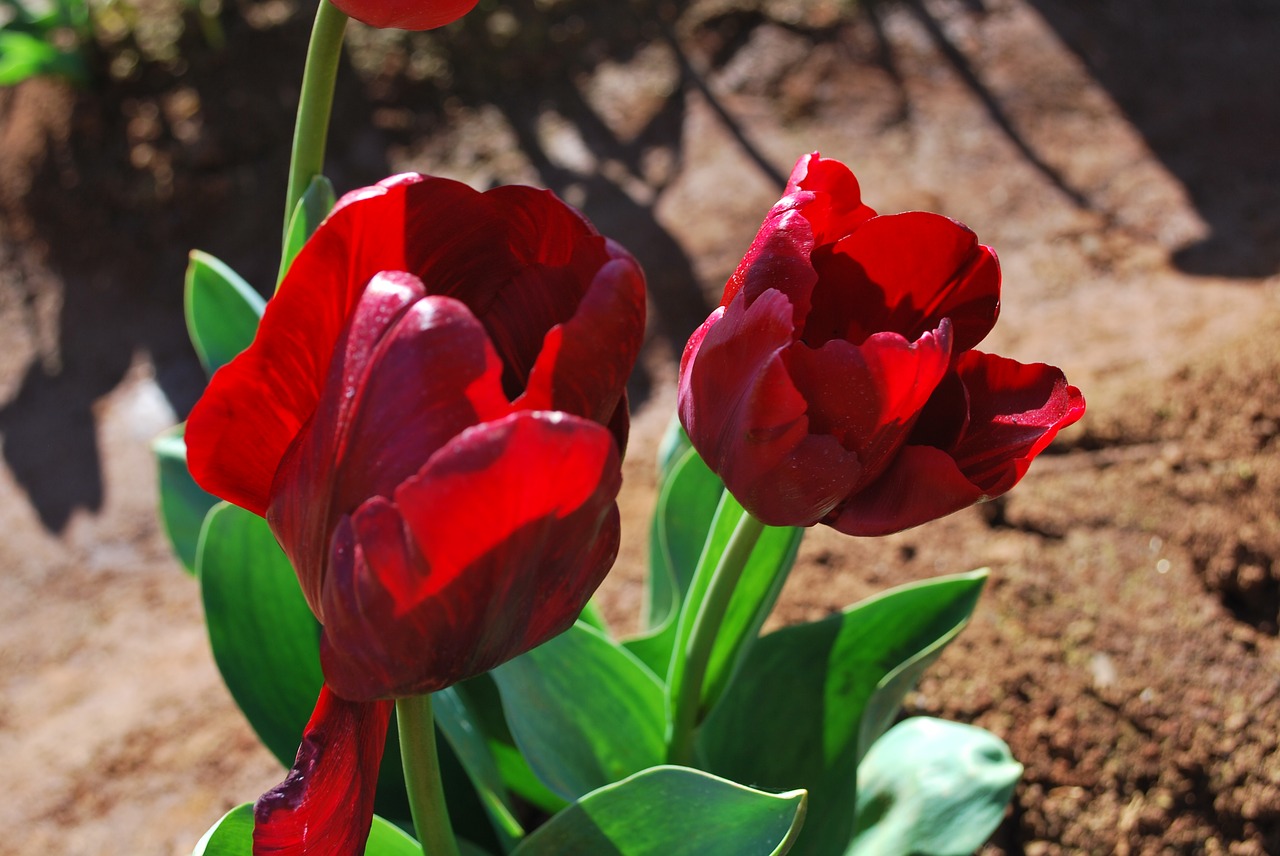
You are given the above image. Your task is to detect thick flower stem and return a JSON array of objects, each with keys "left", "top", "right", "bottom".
[
  {"left": 281, "top": 0, "right": 347, "bottom": 259},
  {"left": 667, "top": 511, "right": 766, "bottom": 766},
  {"left": 396, "top": 695, "right": 462, "bottom": 856}
]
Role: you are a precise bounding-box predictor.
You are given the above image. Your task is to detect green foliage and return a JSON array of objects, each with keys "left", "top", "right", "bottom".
[
  {"left": 184, "top": 250, "right": 265, "bottom": 376},
  {"left": 153, "top": 423, "right": 218, "bottom": 574},
  {"left": 190, "top": 802, "right": 489, "bottom": 856},
  {"left": 493, "top": 622, "right": 666, "bottom": 802},
  {"left": 278, "top": 174, "right": 337, "bottom": 285},
  {"left": 697, "top": 571, "right": 989, "bottom": 856},
  {"left": 849, "top": 717, "right": 1021, "bottom": 856},
  {"left": 194, "top": 503, "right": 414, "bottom": 824},
  {"left": 511, "top": 766, "right": 807, "bottom": 856}
]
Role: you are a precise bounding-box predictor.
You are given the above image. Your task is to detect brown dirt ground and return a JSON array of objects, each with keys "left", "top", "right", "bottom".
[{"left": 1, "top": 0, "right": 1277, "bottom": 853}]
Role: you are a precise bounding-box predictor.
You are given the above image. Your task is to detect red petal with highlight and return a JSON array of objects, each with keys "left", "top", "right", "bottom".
[
  {"left": 253, "top": 687, "right": 392, "bottom": 856},
  {"left": 319, "top": 411, "right": 622, "bottom": 701}
]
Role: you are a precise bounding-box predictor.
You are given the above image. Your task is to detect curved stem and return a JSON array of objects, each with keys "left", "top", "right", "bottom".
[
  {"left": 396, "top": 695, "right": 461, "bottom": 856},
  {"left": 667, "top": 511, "right": 766, "bottom": 765},
  {"left": 281, "top": 0, "right": 347, "bottom": 259}
]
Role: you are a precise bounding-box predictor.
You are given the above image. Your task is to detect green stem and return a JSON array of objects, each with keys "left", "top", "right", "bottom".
[
  {"left": 667, "top": 511, "right": 766, "bottom": 765},
  {"left": 396, "top": 695, "right": 461, "bottom": 856},
  {"left": 281, "top": 0, "right": 347, "bottom": 262}
]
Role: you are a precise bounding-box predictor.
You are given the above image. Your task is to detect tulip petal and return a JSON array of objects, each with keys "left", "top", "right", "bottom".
[
  {"left": 186, "top": 174, "right": 505, "bottom": 515},
  {"left": 680, "top": 289, "right": 863, "bottom": 526},
  {"left": 831, "top": 353, "right": 1085, "bottom": 536},
  {"left": 319, "top": 411, "right": 623, "bottom": 701},
  {"left": 826, "top": 445, "right": 984, "bottom": 537},
  {"left": 269, "top": 282, "right": 511, "bottom": 615},
  {"left": 253, "top": 687, "right": 392, "bottom": 856},
  {"left": 517, "top": 251, "right": 647, "bottom": 432},
  {"left": 944, "top": 351, "right": 1086, "bottom": 495},
  {"left": 784, "top": 152, "right": 878, "bottom": 246},
  {"left": 329, "top": 0, "right": 478, "bottom": 31},
  {"left": 721, "top": 205, "right": 820, "bottom": 315},
  {"left": 783, "top": 319, "right": 953, "bottom": 490},
  {"left": 807, "top": 212, "right": 1000, "bottom": 352}
]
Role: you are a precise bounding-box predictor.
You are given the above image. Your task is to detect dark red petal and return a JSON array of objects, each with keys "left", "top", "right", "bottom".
[
  {"left": 679, "top": 290, "right": 862, "bottom": 526},
  {"left": 328, "top": 0, "right": 477, "bottom": 30},
  {"left": 947, "top": 351, "right": 1086, "bottom": 495},
  {"left": 782, "top": 319, "right": 953, "bottom": 490},
  {"left": 830, "top": 352, "right": 1085, "bottom": 536},
  {"left": 269, "top": 284, "right": 511, "bottom": 616},
  {"left": 253, "top": 687, "right": 392, "bottom": 856},
  {"left": 808, "top": 211, "right": 1000, "bottom": 351},
  {"left": 720, "top": 205, "right": 820, "bottom": 317},
  {"left": 186, "top": 174, "right": 475, "bottom": 514},
  {"left": 783, "top": 152, "right": 878, "bottom": 246},
  {"left": 515, "top": 252, "right": 646, "bottom": 429},
  {"left": 826, "top": 444, "right": 985, "bottom": 536},
  {"left": 319, "top": 411, "right": 622, "bottom": 700}
]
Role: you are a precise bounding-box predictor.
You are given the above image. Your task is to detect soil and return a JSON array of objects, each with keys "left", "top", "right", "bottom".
[{"left": 2, "top": 0, "right": 1278, "bottom": 853}]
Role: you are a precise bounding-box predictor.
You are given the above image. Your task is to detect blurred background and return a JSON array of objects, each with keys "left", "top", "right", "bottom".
[{"left": 0, "top": 0, "right": 1276, "bottom": 852}]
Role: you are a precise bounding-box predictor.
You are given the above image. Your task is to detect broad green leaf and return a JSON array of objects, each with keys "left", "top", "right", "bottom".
[
  {"left": 196, "top": 502, "right": 411, "bottom": 822},
  {"left": 664, "top": 489, "right": 803, "bottom": 726},
  {"left": 190, "top": 803, "right": 487, "bottom": 856},
  {"left": 153, "top": 423, "right": 218, "bottom": 574},
  {"left": 849, "top": 718, "right": 1021, "bottom": 856},
  {"left": 435, "top": 687, "right": 525, "bottom": 847},
  {"left": 278, "top": 174, "right": 337, "bottom": 285},
  {"left": 512, "top": 766, "right": 806, "bottom": 856},
  {"left": 696, "top": 508, "right": 802, "bottom": 717},
  {"left": 192, "top": 803, "right": 253, "bottom": 855},
  {"left": 623, "top": 447, "right": 723, "bottom": 675},
  {"left": 455, "top": 674, "right": 568, "bottom": 815},
  {"left": 697, "top": 570, "right": 988, "bottom": 856},
  {"left": 0, "top": 30, "right": 87, "bottom": 85},
  {"left": 492, "top": 622, "right": 665, "bottom": 802},
  {"left": 198, "top": 502, "right": 323, "bottom": 767},
  {"left": 185, "top": 250, "right": 265, "bottom": 376},
  {"left": 655, "top": 414, "right": 692, "bottom": 481}
]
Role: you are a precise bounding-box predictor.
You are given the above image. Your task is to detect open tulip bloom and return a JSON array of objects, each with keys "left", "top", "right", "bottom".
[
  {"left": 186, "top": 173, "right": 645, "bottom": 852},
  {"left": 169, "top": 155, "right": 1082, "bottom": 855},
  {"left": 679, "top": 153, "right": 1085, "bottom": 535}
]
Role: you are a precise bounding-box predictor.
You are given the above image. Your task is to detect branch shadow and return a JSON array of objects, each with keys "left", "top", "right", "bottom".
[{"left": 1024, "top": 0, "right": 1280, "bottom": 277}]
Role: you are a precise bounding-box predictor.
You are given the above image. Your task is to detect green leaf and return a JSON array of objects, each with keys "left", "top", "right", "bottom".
[
  {"left": 435, "top": 687, "right": 525, "bottom": 847},
  {"left": 198, "top": 502, "right": 323, "bottom": 768},
  {"left": 655, "top": 414, "right": 692, "bottom": 481},
  {"left": 492, "top": 622, "right": 665, "bottom": 802},
  {"left": 185, "top": 250, "right": 265, "bottom": 376},
  {"left": 455, "top": 675, "right": 568, "bottom": 816},
  {"left": 196, "top": 502, "right": 411, "bottom": 822},
  {"left": 664, "top": 488, "right": 803, "bottom": 725},
  {"left": 0, "top": 30, "right": 87, "bottom": 86},
  {"left": 849, "top": 717, "right": 1021, "bottom": 856},
  {"left": 623, "top": 447, "right": 723, "bottom": 676},
  {"left": 153, "top": 423, "right": 219, "bottom": 574},
  {"left": 512, "top": 766, "right": 806, "bottom": 856},
  {"left": 190, "top": 804, "right": 483, "bottom": 856},
  {"left": 697, "top": 570, "right": 989, "bottom": 856},
  {"left": 278, "top": 174, "right": 337, "bottom": 285}
]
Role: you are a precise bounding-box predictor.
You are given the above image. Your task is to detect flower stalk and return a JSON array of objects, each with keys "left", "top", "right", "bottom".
[
  {"left": 667, "top": 510, "right": 766, "bottom": 766},
  {"left": 282, "top": 0, "right": 347, "bottom": 260},
  {"left": 397, "top": 695, "right": 461, "bottom": 856}
]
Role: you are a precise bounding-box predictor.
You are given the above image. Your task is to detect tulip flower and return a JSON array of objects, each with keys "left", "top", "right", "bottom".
[
  {"left": 330, "top": 0, "right": 478, "bottom": 31},
  {"left": 679, "top": 153, "right": 1084, "bottom": 536},
  {"left": 186, "top": 174, "right": 646, "bottom": 854}
]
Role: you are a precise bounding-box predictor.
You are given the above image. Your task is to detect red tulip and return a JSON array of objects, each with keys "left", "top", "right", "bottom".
[
  {"left": 186, "top": 174, "right": 645, "bottom": 854},
  {"left": 329, "top": 0, "right": 477, "bottom": 31},
  {"left": 679, "top": 153, "right": 1084, "bottom": 535}
]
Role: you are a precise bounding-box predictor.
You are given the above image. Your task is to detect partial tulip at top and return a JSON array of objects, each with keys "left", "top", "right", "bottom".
[
  {"left": 185, "top": 174, "right": 646, "bottom": 854},
  {"left": 678, "top": 153, "right": 1084, "bottom": 536}
]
